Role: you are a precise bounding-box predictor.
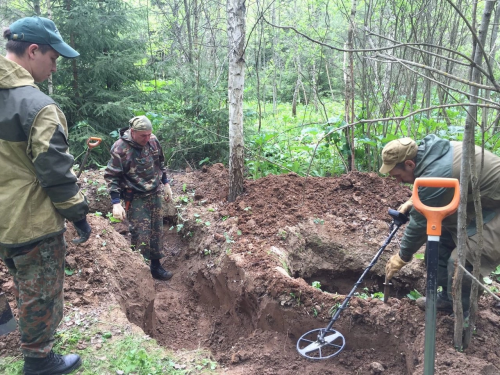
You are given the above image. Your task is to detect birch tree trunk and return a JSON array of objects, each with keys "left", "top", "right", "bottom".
[
  {"left": 291, "top": 56, "right": 302, "bottom": 117},
  {"left": 271, "top": 1, "right": 277, "bottom": 114},
  {"left": 344, "top": 0, "right": 357, "bottom": 171},
  {"left": 227, "top": 0, "right": 246, "bottom": 202},
  {"left": 453, "top": 0, "right": 496, "bottom": 350}
]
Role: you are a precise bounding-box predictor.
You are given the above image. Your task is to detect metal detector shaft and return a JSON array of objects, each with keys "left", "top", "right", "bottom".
[{"left": 321, "top": 209, "right": 407, "bottom": 338}]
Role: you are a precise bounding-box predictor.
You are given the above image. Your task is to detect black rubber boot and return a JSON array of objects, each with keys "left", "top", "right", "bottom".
[
  {"left": 150, "top": 261, "right": 173, "bottom": 281},
  {"left": 24, "top": 351, "right": 81, "bottom": 375}
]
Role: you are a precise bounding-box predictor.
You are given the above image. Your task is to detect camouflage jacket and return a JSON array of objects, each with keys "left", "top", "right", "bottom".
[
  {"left": 104, "top": 128, "right": 167, "bottom": 199},
  {"left": 0, "top": 55, "right": 89, "bottom": 247}
]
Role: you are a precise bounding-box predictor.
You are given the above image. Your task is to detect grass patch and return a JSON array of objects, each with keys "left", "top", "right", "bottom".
[{"left": 0, "top": 306, "right": 217, "bottom": 375}]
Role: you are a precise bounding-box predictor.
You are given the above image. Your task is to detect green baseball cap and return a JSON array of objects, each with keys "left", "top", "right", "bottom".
[{"left": 8, "top": 16, "right": 79, "bottom": 58}]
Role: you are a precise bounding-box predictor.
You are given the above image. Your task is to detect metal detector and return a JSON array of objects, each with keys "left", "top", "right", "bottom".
[{"left": 296, "top": 208, "right": 408, "bottom": 360}]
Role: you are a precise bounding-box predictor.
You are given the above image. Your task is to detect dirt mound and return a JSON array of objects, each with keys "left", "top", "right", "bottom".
[
  {"left": 0, "top": 215, "right": 155, "bottom": 357},
  {"left": 2, "top": 165, "right": 500, "bottom": 375},
  {"left": 226, "top": 170, "right": 411, "bottom": 238}
]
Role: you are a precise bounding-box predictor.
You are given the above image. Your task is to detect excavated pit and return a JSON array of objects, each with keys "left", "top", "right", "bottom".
[
  {"left": 301, "top": 269, "right": 415, "bottom": 299},
  {"left": 140, "top": 249, "right": 418, "bottom": 374}
]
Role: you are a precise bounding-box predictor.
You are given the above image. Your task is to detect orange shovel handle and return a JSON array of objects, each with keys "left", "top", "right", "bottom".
[
  {"left": 412, "top": 178, "right": 460, "bottom": 236},
  {"left": 87, "top": 137, "right": 102, "bottom": 149}
]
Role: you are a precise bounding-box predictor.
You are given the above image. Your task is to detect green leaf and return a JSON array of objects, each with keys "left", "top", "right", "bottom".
[
  {"left": 371, "top": 292, "right": 384, "bottom": 300},
  {"left": 65, "top": 268, "right": 74, "bottom": 276},
  {"left": 407, "top": 289, "right": 422, "bottom": 300}
]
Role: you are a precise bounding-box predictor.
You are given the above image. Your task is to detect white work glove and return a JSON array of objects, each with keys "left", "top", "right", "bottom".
[
  {"left": 164, "top": 183, "right": 173, "bottom": 202},
  {"left": 113, "top": 203, "right": 126, "bottom": 221},
  {"left": 397, "top": 198, "right": 413, "bottom": 215}
]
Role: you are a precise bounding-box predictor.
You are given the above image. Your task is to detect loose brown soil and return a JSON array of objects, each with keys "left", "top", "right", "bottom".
[{"left": 2, "top": 165, "right": 500, "bottom": 374}]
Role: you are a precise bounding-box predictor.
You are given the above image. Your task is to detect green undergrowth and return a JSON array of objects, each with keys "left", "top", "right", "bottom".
[{"left": 0, "top": 307, "right": 217, "bottom": 375}]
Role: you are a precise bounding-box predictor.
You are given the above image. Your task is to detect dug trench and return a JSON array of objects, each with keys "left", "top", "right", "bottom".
[{"left": 1, "top": 166, "right": 500, "bottom": 374}]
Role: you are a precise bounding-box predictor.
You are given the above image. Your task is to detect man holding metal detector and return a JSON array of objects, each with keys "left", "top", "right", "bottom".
[
  {"left": 380, "top": 135, "right": 500, "bottom": 316},
  {"left": 104, "top": 115, "right": 174, "bottom": 281}
]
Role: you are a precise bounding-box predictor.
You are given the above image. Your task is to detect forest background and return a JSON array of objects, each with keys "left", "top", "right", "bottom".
[{"left": 1, "top": 0, "right": 500, "bottom": 179}]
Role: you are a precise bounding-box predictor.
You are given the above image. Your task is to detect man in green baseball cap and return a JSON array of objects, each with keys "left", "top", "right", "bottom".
[
  {"left": 0, "top": 16, "right": 90, "bottom": 375},
  {"left": 7, "top": 16, "right": 79, "bottom": 58}
]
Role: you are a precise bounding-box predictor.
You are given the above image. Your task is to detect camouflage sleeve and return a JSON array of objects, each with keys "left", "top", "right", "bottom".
[
  {"left": 103, "top": 142, "right": 126, "bottom": 199},
  {"left": 399, "top": 208, "right": 427, "bottom": 261},
  {"left": 156, "top": 138, "right": 168, "bottom": 184},
  {"left": 28, "top": 105, "right": 89, "bottom": 222}
]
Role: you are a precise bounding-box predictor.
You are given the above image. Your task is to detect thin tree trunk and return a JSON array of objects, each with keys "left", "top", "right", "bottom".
[
  {"left": 256, "top": 18, "right": 263, "bottom": 131},
  {"left": 271, "top": 1, "right": 277, "bottom": 114},
  {"left": 34, "top": 0, "right": 40, "bottom": 16},
  {"left": 227, "top": 0, "right": 246, "bottom": 202},
  {"left": 325, "top": 60, "right": 335, "bottom": 102},
  {"left": 46, "top": 0, "right": 53, "bottom": 95},
  {"left": 65, "top": 0, "right": 78, "bottom": 100},
  {"left": 183, "top": 0, "right": 193, "bottom": 64},
  {"left": 311, "top": 61, "right": 319, "bottom": 112},
  {"left": 146, "top": 0, "right": 157, "bottom": 94},
  {"left": 344, "top": 0, "right": 357, "bottom": 171},
  {"left": 487, "top": 1, "right": 500, "bottom": 133},
  {"left": 454, "top": 0, "right": 495, "bottom": 350},
  {"left": 291, "top": 61, "right": 302, "bottom": 118}
]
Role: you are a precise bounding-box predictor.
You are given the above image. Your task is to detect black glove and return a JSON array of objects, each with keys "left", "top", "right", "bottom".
[{"left": 72, "top": 218, "right": 91, "bottom": 244}]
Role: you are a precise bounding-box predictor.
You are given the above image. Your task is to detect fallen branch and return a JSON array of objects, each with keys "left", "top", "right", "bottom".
[{"left": 458, "top": 263, "right": 500, "bottom": 302}]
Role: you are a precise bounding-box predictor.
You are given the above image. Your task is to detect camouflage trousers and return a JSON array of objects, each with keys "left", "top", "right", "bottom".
[
  {"left": 0, "top": 234, "right": 66, "bottom": 358},
  {"left": 128, "top": 191, "right": 165, "bottom": 260}
]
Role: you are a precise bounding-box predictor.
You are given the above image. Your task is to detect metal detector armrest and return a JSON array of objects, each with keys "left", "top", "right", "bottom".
[{"left": 388, "top": 209, "right": 409, "bottom": 226}]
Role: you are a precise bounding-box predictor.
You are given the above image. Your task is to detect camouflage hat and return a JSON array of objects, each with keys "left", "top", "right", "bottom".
[
  {"left": 129, "top": 116, "right": 152, "bottom": 131},
  {"left": 379, "top": 138, "right": 418, "bottom": 174}
]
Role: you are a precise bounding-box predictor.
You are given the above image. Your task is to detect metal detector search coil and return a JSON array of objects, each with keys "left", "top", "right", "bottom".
[{"left": 296, "top": 209, "right": 408, "bottom": 360}]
